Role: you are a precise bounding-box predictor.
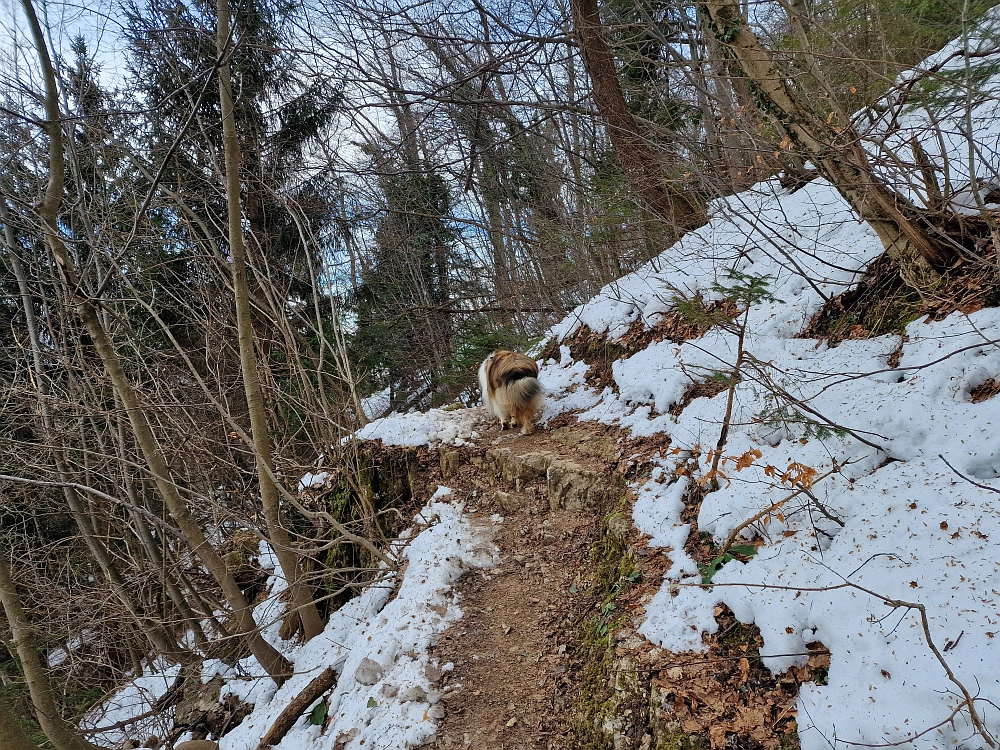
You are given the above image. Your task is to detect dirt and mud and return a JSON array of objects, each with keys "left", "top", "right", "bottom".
[{"left": 428, "top": 424, "right": 610, "bottom": 749}]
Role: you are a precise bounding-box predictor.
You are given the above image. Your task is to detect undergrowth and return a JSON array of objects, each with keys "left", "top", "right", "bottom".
[
  {"left": 803, "top": 249, "right": 1000, "bottom": 345},
  {"left": 571, "top": 510, "right": 644, "bottom": 749},
  {"left": 801, "top": 254, "right": 923, "bottom": 344}
]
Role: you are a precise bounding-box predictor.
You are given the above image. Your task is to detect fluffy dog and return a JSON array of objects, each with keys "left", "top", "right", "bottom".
[{"left": 478, "top": 350, "right": 545, "bottom": 435}]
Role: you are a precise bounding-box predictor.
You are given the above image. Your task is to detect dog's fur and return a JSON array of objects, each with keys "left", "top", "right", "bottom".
[{"left": 478, "top": 350, "right": 545, "bottom": 435}]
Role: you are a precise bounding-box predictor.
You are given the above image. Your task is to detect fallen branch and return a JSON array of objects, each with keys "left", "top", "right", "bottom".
[
  {"left": 257, "top": 667, "right": 337, "bottom": 749},
  {"left": 939, "top": 454, "right": 1000, "bottom": 495}
]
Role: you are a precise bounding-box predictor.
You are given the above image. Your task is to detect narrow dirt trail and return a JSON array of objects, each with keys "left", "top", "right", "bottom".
[
  {"left": 411, "top": 410, "right": 811, "bottom": 750},
  {"left": 428, "top": 426, "right": 613, "bottom": 750}
]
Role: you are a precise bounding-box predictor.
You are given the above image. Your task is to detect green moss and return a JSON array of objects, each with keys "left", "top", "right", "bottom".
[
  {"left": 319, "top": 442, "right": 417, "bottom": 614},
  {"left": 592, "top": 513, "right": 640, "bottom": 600},
  {"left": 573, "top": 611, "right": 629, "bottom": 749},
  {"left": 654, "top": 724, "right": 709, "bottom": 750},
  {"left": 780, "top": 730, "right": 801, "bottom": 749},
  {"left": 570, "top": 509, "right": 643, "bottom": 749},
  {"left": 718, "top": 620, "right": 760, "bottom": 650}
]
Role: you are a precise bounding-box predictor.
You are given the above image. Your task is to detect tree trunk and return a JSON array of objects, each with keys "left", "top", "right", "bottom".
[
  {"left": 703, "top": 0, "right": 946, "bottom": 289},
  {"left": 2, "top": 76, "right": 181, "bottom": 672},
  {"left": 0, "top": 556, "right": 100, "bottom": 750},
  {"left": 216, "top": 0, "right": 325, "bottom": 642},
  {"left": 0, "top": 692, "right": 43, "bottom": 750},
  {"left": 20, "top": 0, "right": 292, "bottom": 685},
  {"left": 569, "top": 0, "right": 706, "bottom": 232}
]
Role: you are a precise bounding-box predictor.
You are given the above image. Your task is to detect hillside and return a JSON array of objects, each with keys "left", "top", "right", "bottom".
[{"left": 7, "top": 0, "right": 1000, "bottom": 748}]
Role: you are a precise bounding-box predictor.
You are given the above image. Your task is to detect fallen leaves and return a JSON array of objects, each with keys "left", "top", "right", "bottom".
[{"left": 645, "top": 614, "right": 828, "bottom": 749}]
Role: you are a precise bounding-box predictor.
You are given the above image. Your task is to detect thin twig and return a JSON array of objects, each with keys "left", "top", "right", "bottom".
[{"left": 939, "top": 454, "right": 1000, "bottom": 494}]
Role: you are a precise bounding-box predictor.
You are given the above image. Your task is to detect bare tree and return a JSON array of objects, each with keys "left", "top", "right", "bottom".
[
  {"left": 18, "top": 0, "right": 292, "bottom": 684},
  {"left": 0, "top": 554, "right": 100, "bottom": 750},
  {"left": 702, "top": 0, "right": 950, "bottom": 289},
  {"left": 569, "top": 0, "right": 706, "bottom": 232},
  {"left": 216, "top": 0, "right": 326, "bottom": 641}
]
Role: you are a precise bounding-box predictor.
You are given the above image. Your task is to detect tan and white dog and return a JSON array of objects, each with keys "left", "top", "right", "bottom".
[{"left": 478, "top": 350, "right": 545, "bottom": 435}]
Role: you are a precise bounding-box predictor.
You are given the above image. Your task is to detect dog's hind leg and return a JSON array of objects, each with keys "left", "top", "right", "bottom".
[{"left": 520, "top": 410, "right": 534, "bottom": 434}]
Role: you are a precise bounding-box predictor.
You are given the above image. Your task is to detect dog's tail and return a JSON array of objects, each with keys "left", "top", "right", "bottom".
[
  {"left": 509, "top": 376, "right": 544, "bottom": 433},
  {"left": 508, "top": 376, "right": 544, "bottom": 407}
]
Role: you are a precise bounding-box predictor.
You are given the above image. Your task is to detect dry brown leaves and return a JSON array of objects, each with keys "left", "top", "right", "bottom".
[
  {"left": 546, "top": 301, "right": 740, "bottom": 392},
  {"left": 802, "top": 245, "right": 1000, "bottom": 348},
  {"left": 617, "top": 301, "right": 741, "bottom": 353},
  {"left": 612, "top": 471, "right": 831, "bottom": 750},
  {"left": 642, "top": 619, "right": 830, "bottom": 749},
  {"left": 970, "top": 377, "right": 1000, "bottom": 403}
]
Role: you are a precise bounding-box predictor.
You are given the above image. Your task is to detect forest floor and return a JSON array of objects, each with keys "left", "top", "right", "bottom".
[
  {"left": 420, "top": 414, "right": 816, "bottom": 750},
  {"left": 427, "top": 425, "right": 604, "bottom": 749}
]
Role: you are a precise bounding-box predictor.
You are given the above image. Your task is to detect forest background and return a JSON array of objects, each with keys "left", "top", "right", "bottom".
[{"left": 1, "top": 0, "right": 998, "bottom": 743}]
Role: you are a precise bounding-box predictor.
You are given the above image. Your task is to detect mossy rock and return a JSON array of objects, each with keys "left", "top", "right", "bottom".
[
  {"left": 320, "top": 443, "right": 419, "bottom": 613},
  {"left": 548, "top": 460, "right": 624, "bottom": 513},
  {"left": 485, "top": 448, "right": 552, "bottom": 489},
  {"left": 571, "top": 508, "right": 646, "bottom": 749}
]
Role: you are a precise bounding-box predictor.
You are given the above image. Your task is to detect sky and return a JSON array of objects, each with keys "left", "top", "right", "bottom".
[{"left": 1, "top": 0, "right": 130, "bottom": 89}]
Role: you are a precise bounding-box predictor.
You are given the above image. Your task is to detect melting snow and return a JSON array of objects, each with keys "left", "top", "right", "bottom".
[
  {"left": 86, "top": 9, "right": 1000, "bottom": 748},
  {"left": 85, "top": 489, "right": 498, "bottom": 749}
]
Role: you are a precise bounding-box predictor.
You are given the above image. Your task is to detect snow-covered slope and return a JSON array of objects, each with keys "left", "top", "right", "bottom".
[
  {"left": 530, "top": 14, "right": 1000, "bottom": 742},
  {"left": 352, "top": 11, "right": 1000, "bottom": 744},
  {"left": 540, "top": 183, "right": 1000, "bottom": 745},
  {"left": 345, "top": 185, "right": 1000, "bottom": 746}
]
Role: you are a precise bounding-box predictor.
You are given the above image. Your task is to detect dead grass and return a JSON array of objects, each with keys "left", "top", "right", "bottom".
[{"left": 802, "top": 249, "right": 1000, "bottom": 346}]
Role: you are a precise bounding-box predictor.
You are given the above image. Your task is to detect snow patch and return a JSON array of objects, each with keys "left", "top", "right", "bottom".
[
  {"left": 354, "top": 407, "right": 481, "bottom": 447},
  {"left": 86, "top": 490, "right": 498, "bottom": 750}
]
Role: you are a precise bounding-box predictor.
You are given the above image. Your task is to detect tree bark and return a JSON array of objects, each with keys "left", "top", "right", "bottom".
[
  {"left": 0, "top": 692, "right": 43, "bottom": 750},
  {"left": 20, "top": 0, "right": 292, "bottom": 685},
  {"left": 702, "top": 0, "right": 946, "bottom": 289},
  {"left": 257, "top": 667, "right": 336, "bottom": 748},
  {"left": 569, "top": 0, "right": 706, "bottom": 232},
  {"left": 1, "top": 52, "right": 181, "bottom": 673},
  {"left": 216, "top": 0, "right": 325, "bottom": 642},
  {"left": 0, "top": 556, "right": 100, "bottom": 750}
]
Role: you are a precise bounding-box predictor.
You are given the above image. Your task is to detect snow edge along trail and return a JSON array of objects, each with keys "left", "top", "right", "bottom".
[
  {"left": 532, "top": 85, "right": 1000, "bottom": 750},
  {"left": 84, "top": 488, "right": 500, "bottom": 750}
]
